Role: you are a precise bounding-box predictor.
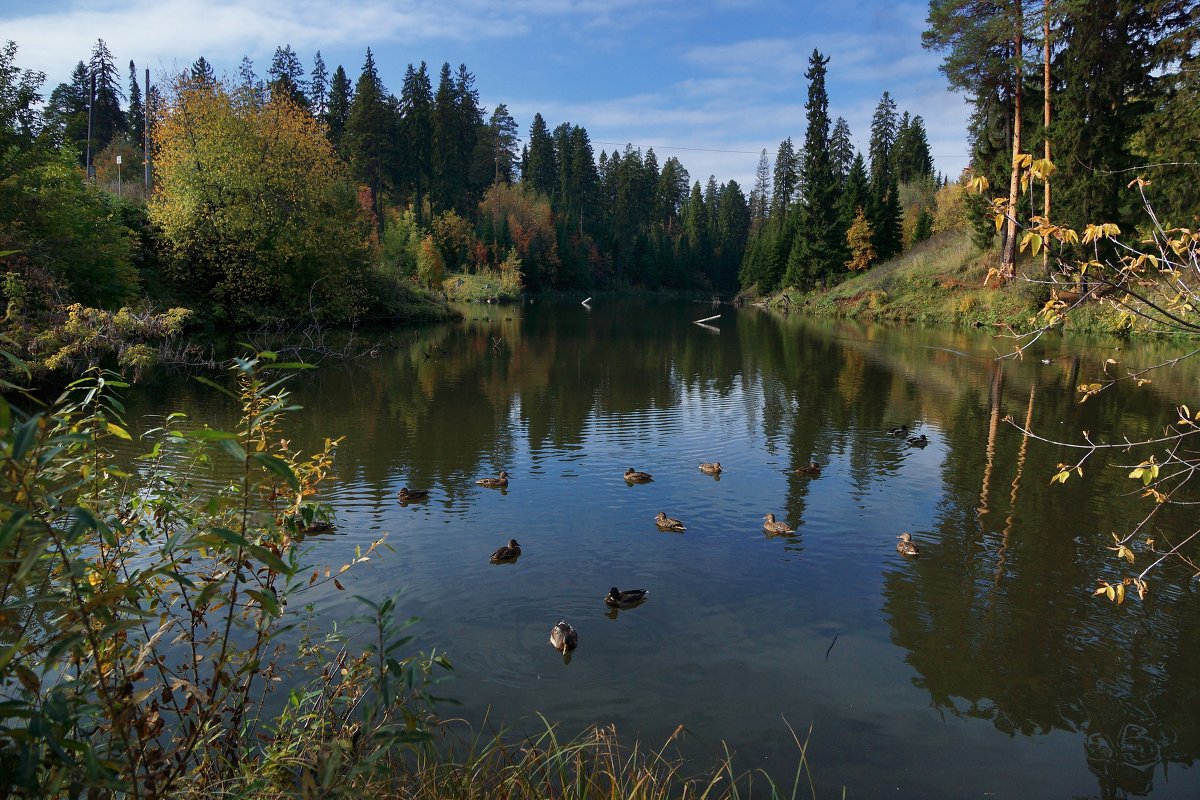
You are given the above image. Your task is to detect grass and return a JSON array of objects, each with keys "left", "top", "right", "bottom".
[
  {"left": 761, "top": 230, "right": 1167, "bottom": 339},
  {"left": 444, "top": 270, "right": 523, "bottom": 303},
  {"left": 292, "top": 715, "right": 828, "bottom": 800}
]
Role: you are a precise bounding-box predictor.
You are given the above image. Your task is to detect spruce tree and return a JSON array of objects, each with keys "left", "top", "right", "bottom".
[
  {"left": 268, "top": 44, "right": 308, "bottom": 109},
  {"left": 88, "top": 39, "right": 126, "bottom": 154},
  {"left": 127, "top": 60, "right": 144, "bottom": 147},
  {"left": 868, "top": 91, "right": 898, "bottom": 187},
  {"left": 751, "top": 148, "right": 771, "bottom": 229},
  {"left": 431, "top": 62, "right": 458, "bottom": 212},
  {"left": 526, "top": 113, "right": 557, "bottom": 198},
  {"left": 399, "top": 62, "right": 433, "bottom": 220},
  {"left": 236, "top": 57, "right": 266, "bottom": 107},
  {"left": 785, "top": 49, "right": 843, "bottom": 290},
  {"left": 830, "top": 116, "right": 854, "bottom": 182},
  {"left": 345, "top": 48, "right": 395, "bottom": 220},
  {"left": 189, "top": 56, "right": 215, "bottom": 87},
  {"left": 325, "top": 65, "right": 352, "bottom": 152},
  {"left": 770, "top": 137, "right": 799, "bottom": 218},
  {"left": 309, "top": 51, "right": 328, "bottom": 118}
]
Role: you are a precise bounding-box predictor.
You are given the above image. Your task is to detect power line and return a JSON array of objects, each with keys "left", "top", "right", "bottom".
[{"left": 593, "top": 139, "right": 969, "bottom": 159}]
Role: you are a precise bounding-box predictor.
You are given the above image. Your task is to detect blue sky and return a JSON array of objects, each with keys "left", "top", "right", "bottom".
[{"left": 1, "top": 0, "right": 972, "bottom": 187}]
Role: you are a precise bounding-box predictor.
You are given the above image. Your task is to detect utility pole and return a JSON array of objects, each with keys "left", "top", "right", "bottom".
[{"left": 144, "top": 68, "right": 151, "bottom": 192}]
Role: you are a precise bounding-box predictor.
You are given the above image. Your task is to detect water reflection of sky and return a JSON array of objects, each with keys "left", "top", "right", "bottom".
[{"left": 119, "top": 300, "right": 1200, "bottom": 799}]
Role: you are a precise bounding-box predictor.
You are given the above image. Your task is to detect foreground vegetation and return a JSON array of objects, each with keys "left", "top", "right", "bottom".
[{"left": 0, "top": 352, "right": 825, "bottom": 798}]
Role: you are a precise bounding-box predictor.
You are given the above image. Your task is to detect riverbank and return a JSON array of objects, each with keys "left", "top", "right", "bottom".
[{"left": 755, "top": 230, "right": 1154, "bottom": 338}]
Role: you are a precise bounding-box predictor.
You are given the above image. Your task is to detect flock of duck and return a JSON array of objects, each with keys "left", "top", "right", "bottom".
[{"left": 395, "top": 425, "right": 927, "bottom": 657}]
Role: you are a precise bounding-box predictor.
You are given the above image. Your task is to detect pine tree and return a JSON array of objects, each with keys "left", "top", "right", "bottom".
[
  {"left": 785, "top": 50, "right": 843, "bottom": 290},
  {"left": 325, "top": 65, "right": 352, "bottom": 152},
  {"left": 127, "top": 60, "right": 144, "bottom": 146},
  {"left": 830, "top": 116, "right": 854, "bottom": 182},
  {"left": 481, "top": 104, "right": 519, "bottom": 186},
  {"left": 309, "top": 51, "right": 328, "bottom": 118}
]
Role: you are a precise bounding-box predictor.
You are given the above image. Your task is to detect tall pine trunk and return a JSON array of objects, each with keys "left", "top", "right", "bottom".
[
  {"left": 1000, "top": 0, "right": 1024, "bottom": 279},
  {"left": 1043, "top": 0, "right": 1052, "bottom": 277}
]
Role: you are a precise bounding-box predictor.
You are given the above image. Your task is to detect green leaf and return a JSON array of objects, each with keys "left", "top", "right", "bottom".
[
  {"left": 192, "top": 375, "right": 238, "bottom": 400},
  {"left": 9, "top": 416, "right": 39, "bottom": 460},
  {"left": 206, "top": 526, "right": 251, "bottom": 549},
  {"left": 251, "top": 452, "right": 300, "bottom": 491},
  {"left": 189, "top": 428, "right": 239, "bottom": 441},
  {"left": 219, "top": 438, "right": 247, "bottom": 462},
  {"left": 245, "top": 589, "right": 282, "bottom": 617}
]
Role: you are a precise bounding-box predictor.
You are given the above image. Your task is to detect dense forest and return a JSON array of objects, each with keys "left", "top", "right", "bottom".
[{"left": 1, "top": 0, "right": 1197, "bottom": 361}]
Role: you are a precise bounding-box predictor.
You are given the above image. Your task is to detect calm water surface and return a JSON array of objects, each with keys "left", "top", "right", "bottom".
[{"left": 124, "top": 298, "right": 1200, "bottom": 799}]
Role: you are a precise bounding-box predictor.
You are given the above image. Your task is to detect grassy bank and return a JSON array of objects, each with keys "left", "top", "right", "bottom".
[
  {"left": 760, "top": 230, "right": 1149, "bottom": 338},
  {"left": 443, "top": 270, "right": 524, "bottom": 303}
]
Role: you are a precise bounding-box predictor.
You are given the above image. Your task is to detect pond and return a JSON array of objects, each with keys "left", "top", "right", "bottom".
[{"left": 123, "top": 297, "right": 1200, "bottom": 798}]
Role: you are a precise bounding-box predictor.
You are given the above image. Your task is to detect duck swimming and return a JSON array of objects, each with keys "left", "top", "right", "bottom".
[
  {"left": 549, "top": 620, "right": 578, "bottom": 653},
  {"left": 489, "top": 538, "right": 521, "bottom": 562},
  {"left": 475, "top": 471, "right": 510, "bottom": 488},
  {"left": 888, "top": 425, "right": 908, "bottom": 437},
  {"left": 907, "top": 434, "right": 929, "bottom": 447},
  {"left": 396, "top": 487, "right": 429, "bottom": 502},
  {"left": 762, "top": 513, "right": 795, "bottom": 536},
  {"left": 794, "top": 462, "right": 821, "bottom": 476},
  {"left": 655, "top": 512, "right": 686, "bottom": 531},
  {"left": 698, "top": 462, "right": 722, "bottom": 475},
  {"left": 896, "top": 532, "right": 920, "bottom": 557},
  {"left": 605, "top": 587, "right": 648, "bottom": 608},
  {"left": 624, "top": 467, "right": 653, "bottom": 483}
]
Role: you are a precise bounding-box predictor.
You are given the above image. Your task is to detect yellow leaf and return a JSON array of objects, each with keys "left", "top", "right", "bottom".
[
  {"left": 1105, "top": 585, "right": 1115, "bottom": 601},
  {"left": 1115, "top": 583, "right": 1125, "bottom": 604},
  {"left": 106, "top": 422, "right": 132, "bottom": 440}
]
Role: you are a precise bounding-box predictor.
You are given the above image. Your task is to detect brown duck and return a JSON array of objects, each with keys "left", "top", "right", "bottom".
[
  {"left": 655, "top": 512, "right": 686, "bottom": 532},
  {"left": 762, "top": 513, "right": 795, "bottom": 536},
  {"left": 605, "top": 587, "right": 648, "bottom": 608},
  {"left": 475, "top": 471, "right": 510, "bottom": 488},
  {"left": 624, "top": 467, "right": 653, "bottom": 483},
  {"left": 896, "top": 532, "right": 920, "bottom": 557},
  {"left": 549, "top": 619, "right": 578, "bottom": 653},
  {"left": 698, "top": 462, "right": 722, "bottom": 475},
  {"left": 489, "top": 538, "right": 521, "bottom": 562}
]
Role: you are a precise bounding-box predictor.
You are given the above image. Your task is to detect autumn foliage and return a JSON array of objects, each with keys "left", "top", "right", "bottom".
[{"left": 150, "top": 82, "right": 375, "bottom": 323}]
